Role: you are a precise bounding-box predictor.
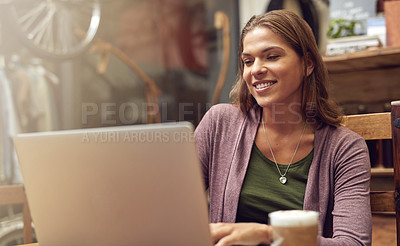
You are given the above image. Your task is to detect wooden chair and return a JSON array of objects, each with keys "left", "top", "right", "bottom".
[
  {"left": 342, "top": 100, "right": 400, "bottom": 246},
  {"left": 0, "top": 184, "right": 33, "bottom": 244}
]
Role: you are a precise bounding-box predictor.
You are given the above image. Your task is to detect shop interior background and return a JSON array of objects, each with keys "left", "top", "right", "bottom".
[{"left": 0, "top": 0, "right": 389, "bottom": 245}]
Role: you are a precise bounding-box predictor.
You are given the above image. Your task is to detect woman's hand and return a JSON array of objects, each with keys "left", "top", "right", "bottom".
[{"left": 209, "top": 222, "right": 272, "bottom": 246}]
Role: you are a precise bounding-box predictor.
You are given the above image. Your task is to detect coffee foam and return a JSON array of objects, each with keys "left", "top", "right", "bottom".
[{"left": 268, "top": 210, "right": 319, "bottom": 227}]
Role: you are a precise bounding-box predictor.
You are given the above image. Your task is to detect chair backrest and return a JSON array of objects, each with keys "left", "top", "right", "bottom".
[
  {"left": 0, "top": 184, "right": 33, "bottom": 244},
  {"left": 342, "top": 101, "right": 400, "bottom": 246}
]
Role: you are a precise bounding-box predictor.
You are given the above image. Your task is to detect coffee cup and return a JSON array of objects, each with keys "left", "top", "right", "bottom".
[{"left": 268, "top": 210, "right": 319, "bottom": 246}]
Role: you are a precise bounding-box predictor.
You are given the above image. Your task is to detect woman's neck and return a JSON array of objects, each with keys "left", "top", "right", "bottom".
[{"left": 261, "top": 104, "right": 305, "bottom": 134}]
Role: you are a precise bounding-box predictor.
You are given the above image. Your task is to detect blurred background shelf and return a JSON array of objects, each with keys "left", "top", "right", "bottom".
[
  {"left": 371, "top": 167, "right": 394, "bottom": 192},
  {"left": 371, "top": 167, "right": 394, "bottom": 177},
  {"left": 324, "top": 46, "right": 400, "bottom": 72},
  {"left": 323, "top": 47, "right": 400, "bottom": 115}
]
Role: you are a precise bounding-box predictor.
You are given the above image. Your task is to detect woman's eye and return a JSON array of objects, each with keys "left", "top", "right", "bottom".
[
  {"left": 267, "top": 55, "right": 279, "bottom": 60},
  {"left": 243, "top": 60, "right": 253, "bottom": 65}
]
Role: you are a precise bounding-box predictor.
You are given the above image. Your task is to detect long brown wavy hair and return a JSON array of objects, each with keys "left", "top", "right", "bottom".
[{"left": 230, "top": 10, "right": 342, "bottom": 128}]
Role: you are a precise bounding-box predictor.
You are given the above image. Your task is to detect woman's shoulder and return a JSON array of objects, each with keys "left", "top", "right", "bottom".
[
  {"left": 202, "top": 103, "right": 247, "bottom": 123},
  {"left": 317, "top": 124, "right": 366, "bottom": 148},
  {"left": 196, "top": 103, "right": 259, "bottom": 134},
  {"left": 207, "top": 103, "right": 242, "bottom": 115},
  {"left": 329, "top": 124, "right": 364, "bottom": 140},
  {"left": 315, "top": 124, "right": 370, "bottom": 171}
]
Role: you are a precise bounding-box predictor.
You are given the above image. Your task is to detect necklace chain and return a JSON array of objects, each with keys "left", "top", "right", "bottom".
[{"left": 261, "top": 118, "right": 307, "bottom": 184}]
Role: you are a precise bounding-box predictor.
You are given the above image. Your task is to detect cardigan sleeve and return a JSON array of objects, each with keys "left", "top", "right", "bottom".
[
  {"left": 194, "top": 106, "right": 215, "bottom": 190},
  {"left": 320, "top": 130, "right": 372, "bottom": 246}
]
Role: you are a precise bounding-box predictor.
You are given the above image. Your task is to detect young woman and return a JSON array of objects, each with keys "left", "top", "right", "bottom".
[{"left": 195, "top": 10, "right": 371, "bottom": 246}]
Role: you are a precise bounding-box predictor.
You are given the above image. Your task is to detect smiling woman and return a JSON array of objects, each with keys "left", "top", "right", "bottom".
[
  {"left": 241, "top": 27, "right": 308, "bottom": 109},
  {"left": 195, "top": 10, "right": 372, "bottom": 246},
  {"left": 231, "top": 11, "right": 340, "bottom": 128}
]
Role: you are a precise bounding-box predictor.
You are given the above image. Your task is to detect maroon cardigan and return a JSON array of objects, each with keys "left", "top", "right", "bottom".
[{"left": 195, "top": 104, "right": 371, "bottom": 246}]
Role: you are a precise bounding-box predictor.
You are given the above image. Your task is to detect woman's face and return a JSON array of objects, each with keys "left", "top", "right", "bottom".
[{"left": 242, "top": 26, "right": 311, "bottom": 109}]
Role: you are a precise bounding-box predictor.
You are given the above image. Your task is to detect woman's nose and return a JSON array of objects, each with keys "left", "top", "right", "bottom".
[{"left": 251, "top": 61, "right": 267, "bottom": 77}]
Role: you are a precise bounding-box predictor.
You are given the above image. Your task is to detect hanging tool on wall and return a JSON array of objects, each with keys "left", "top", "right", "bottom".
[
  {"left": 89, "top": 39, "right": 162, "bottom": 124},
  {"left": 212, "top": 11, "right": 230, "bottom": 105}
]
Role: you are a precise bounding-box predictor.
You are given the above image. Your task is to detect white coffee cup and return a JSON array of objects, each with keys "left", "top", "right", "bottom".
[{"left": 268, "top": 210, "right": 319, "bottom": 246}]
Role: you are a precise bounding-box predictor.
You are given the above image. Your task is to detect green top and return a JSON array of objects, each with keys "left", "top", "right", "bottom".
[{"left": 236, "top": 144, "right": 314, "bottom": 224}]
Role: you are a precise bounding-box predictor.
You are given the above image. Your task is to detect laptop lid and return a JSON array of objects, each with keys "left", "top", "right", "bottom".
[{"left": 14, "top": 122, "right": 212, "bottom": 246}]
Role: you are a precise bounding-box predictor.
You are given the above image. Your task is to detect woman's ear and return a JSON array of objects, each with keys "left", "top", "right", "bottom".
[{"left": 305, "top": 52, "right": 314, "bottom": 77}]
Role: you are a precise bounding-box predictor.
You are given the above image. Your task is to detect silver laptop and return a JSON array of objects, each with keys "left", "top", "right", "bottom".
[{"left": 14, "top": 122, "right": 212, "bottom": 246}]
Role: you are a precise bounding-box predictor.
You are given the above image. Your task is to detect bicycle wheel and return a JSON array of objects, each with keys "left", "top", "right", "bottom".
[{"left": 7, "top": 0, "right": 101, "bottom": 60}]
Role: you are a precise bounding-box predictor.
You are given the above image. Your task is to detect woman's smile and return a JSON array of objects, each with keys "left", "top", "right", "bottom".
[{"left": 253, "top": 80, "right": 277, "bottom": 92}]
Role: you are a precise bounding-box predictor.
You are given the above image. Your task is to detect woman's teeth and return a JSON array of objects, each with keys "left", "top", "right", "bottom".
[{"left": 255, "top": 82, "right": 275, "bottom": 89}]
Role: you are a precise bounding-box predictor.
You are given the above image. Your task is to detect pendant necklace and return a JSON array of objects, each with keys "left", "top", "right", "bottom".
[{"left": 261, "top": 118, "right": 307, "bottom": 184}]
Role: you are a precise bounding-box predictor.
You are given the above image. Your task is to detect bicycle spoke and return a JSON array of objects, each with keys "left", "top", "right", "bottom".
[
  {"left": 16, "top": 1, "right": 46, "bottom": 23},
  {"left": 43, "top": 14, "right": 54, "bottom": 53},
  {"left": 59, "top": 7, "right": 72, "bottom": 52},
  {"left": 31, "top": 6, "right": 56, "bottom": 46},
  {"left": 17, "top": 2, "right": 47, "bottom": 32}
]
